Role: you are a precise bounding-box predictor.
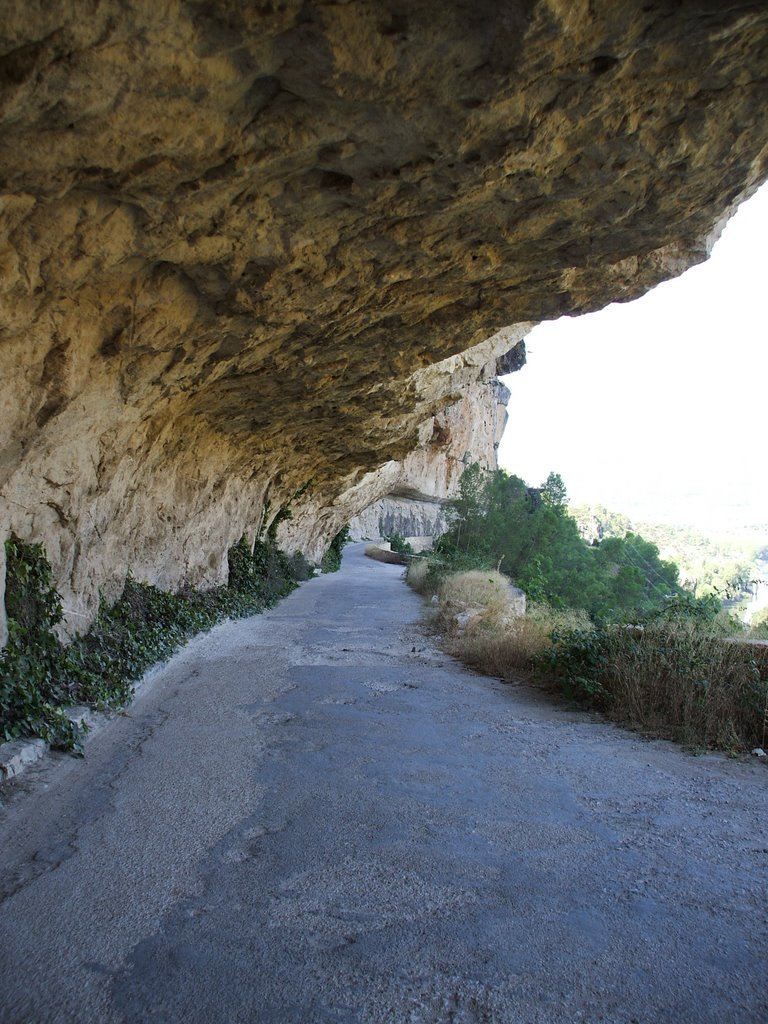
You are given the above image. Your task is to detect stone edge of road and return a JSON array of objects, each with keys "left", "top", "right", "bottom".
[
  {"left": 0, "top": 571, "right": 326, "bottom": 786},
  {"left": 0, "top": 660, "right": 167, "bottom": 783},
  {"left": 1, "top": 710, "right": 98, "bottom": 781}
]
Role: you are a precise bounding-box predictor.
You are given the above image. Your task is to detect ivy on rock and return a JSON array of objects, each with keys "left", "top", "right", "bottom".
[{"left": 0, "top": 535, "right": 312, "bottom": 752}]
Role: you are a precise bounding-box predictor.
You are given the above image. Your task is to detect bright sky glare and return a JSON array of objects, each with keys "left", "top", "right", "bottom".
[{"left": 497, "top": 182, "right": 768, "bottom": 536}]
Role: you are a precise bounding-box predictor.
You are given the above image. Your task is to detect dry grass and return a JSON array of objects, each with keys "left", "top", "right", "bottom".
[
  {"left": 410, "top": 562, "right": 768, "bottom": 752},
  {"left": 406, "top": 557, "right": 431, "bottom": 594},
  {"left": 451, "top": 614, "right": 768, "bottom": 750},
  {"left": 424, "top": 567, "right": 768, "bottom": 751},
  {"left": 448, "top": 602, "right": 590, "bottom": 681},
  {"left": 436, "top": 570, "right": 511, "bottom": 625},
  {"left": 601, "top": 622, "right": 768, "bottom": 750}
]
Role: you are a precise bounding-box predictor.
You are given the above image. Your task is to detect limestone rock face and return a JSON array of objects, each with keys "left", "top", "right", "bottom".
[
  {"left": 349, "top": 499, "right": 447, "bottom": 547},
  {"left": 0, "top": 2, "right": 766, "bottom": 630},
  {"left": 280, "top": 326, "right": 522, "bottom": 558},
  {"left": 347, "top": 341, "right": 518, "bottom": 546}
]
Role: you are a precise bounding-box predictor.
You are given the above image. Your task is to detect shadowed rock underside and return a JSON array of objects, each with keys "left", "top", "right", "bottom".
[{"left": 0, "top": 1, "right": 766, "bottom": 630}]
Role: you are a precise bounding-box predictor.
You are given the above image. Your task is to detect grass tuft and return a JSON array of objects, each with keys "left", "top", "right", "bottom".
[
  {"left": 433, "top": 569, "right": 515, "bottom": 632},
  {"left": 450, "top": 603, "right": 590, "bottom": 679}
]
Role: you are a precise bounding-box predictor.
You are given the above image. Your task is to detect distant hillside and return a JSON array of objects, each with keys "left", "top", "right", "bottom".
[{"left": 570, "top": 504, "right": 765, "bottom": 601}]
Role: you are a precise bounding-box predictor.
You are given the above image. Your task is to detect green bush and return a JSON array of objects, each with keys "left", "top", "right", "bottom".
[
  {"left": 321, "top": 526, "right": 350, "bottom": 573},
  {"left": 387, "top": 531, "right": 414, "bottom": 556},
  {"left": 533, "top": 626, "right": 610, "bottom": 705},
  {"left": 1, "top": 533, "right": 305, "bottom": 751},
  {"left": 430, "top": 463, "right": 683, "bottom": 623},
  {"left": 1, "top": 537, "right": 83, "bottom": 750},
  {"left": 288, "top": 551, "right": 314, "bottom": 581}
]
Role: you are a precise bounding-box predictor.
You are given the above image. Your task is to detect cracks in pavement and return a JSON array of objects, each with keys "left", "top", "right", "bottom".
[{"left": 0, "top": 703, "right": 174, "bottom": 906}]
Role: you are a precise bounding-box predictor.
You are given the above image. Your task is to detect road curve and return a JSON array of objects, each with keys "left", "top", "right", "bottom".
[{"left": 1, "top": 544, "right": 766, "bottom": 1024}]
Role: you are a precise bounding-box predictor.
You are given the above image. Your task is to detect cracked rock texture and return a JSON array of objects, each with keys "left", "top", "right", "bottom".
[
  {"left": 0, "top": 1, "right": 766, "bottom": 631},
  {"left": 346, "top": 353, "right": 515, "bottom": 544}
]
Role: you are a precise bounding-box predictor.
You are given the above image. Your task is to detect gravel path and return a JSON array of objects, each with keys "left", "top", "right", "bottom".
[{"left": 1, "top": 544, "right": 766, "bottom": 1023}]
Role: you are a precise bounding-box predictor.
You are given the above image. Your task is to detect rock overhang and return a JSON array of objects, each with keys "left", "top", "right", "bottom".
[{"left": 0, "top": 0, "right": 766, "bottom": 629}]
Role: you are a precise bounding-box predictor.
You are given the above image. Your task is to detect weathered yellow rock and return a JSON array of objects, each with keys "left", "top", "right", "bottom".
[
  {"left": 346, "top": 339, "right": 518, "bottom": 544},
  {"left": 0, "top": 2, "right": 766, "bottom": 631}
]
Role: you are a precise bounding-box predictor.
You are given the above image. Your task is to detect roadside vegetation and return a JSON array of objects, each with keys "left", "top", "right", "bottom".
[
  {"left": 752, "top": 606, "right": 768, "bottom": 638},
  {"left": 386, "top": 532, "right": 414, "bottom": 556},
  {"left": 408, "top": 464, "right": 768, "bottom": 753},
  {"left": 321, "top": 526, "right": 351, "bottom": 573},
  {"left": 1, "top": 533, "right": 315, "bottom": 752}
]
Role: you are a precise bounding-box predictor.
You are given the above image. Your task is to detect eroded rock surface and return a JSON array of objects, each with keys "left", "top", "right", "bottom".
[
  {"left": 347, "top": 346, "right": 516, "bottom": 545},
  {"left": 349, "top": 497, "right": 448, "bottom": 547},
  {"left": 1, "top": 2, "right": 766, "bottom": 628}
]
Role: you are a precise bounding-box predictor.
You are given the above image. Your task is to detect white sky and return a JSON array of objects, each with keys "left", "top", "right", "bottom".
[{"left": 497, "top": 182, "right": 768, "bottom": 536}]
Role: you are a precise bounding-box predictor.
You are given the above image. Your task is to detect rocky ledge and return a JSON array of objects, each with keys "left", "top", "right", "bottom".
[{"left": 0, "top": 2, "right": 766, "bottom": 633}]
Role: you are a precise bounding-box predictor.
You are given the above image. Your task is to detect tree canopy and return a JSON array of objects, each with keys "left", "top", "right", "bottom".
[{"left": 435, "top": 465, "right": 682, "bottom": 622}]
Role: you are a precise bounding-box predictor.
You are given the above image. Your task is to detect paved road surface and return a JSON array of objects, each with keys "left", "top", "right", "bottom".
[{"left": 1, "top": 545, "right": 766, "bottom": 1023}]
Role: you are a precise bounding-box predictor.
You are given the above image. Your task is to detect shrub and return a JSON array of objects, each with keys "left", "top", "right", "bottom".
[
  {"left": 641, "top": 591, "right": 734, "bottom": 631},
  {"left": 387, "top": 531, "right": 414, "bottom": 556},
  {"left": 538, "top": 620, "right": 768, "bottom": 750},
  {"left": 533, "top": 625, "right": 611, "bottom": 705},
  {"left": 1, "top": 537, "right": 84, "bottom": 750},
  {"left": 1, "top": 534, "right": 305, "bottom": 751},
  {"left": 321, "top": 526, "right": 350, "bottom": 573},
  {"left": 288, "top": 551, "right": 314, "bottom": 581}
]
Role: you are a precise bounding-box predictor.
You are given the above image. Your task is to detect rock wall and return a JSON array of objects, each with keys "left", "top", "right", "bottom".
[
  {"left": 277, "top": 325, "right": 524, "bottom": 559},
  {"left": 0, "top": 2, "right": 766, "bottom": 633},
  {"left": 347, "top": 344, "right": 518, "bottom": 544},
  {"left": 349, "top": 499, "right": 447, "bottom": 545}
]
